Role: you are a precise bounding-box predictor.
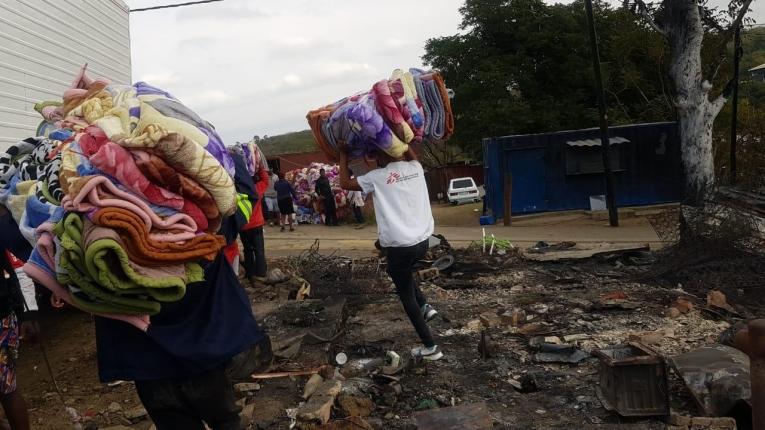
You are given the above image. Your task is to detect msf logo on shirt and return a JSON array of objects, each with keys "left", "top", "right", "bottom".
[{"left": 386, "top": 171, "right": 402, "bottom": 184}]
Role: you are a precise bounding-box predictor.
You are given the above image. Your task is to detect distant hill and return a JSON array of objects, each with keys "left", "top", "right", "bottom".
[{"left": 257, "top": 130, "right": 317, "bottom": 156}]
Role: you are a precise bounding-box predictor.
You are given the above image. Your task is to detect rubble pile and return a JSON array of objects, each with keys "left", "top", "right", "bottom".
[{"left": 239, "top": 239, "right": 762, "bottom": 429}]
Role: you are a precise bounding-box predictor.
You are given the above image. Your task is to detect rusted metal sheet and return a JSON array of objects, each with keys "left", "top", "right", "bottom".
[
  {"left": 670, "top": 344, "right": 751, "bottom": 417},
  {"left": 413, "top": 402, "right": 492, "bottom": 430},
  {"left": 595, "top": 343, "right": 669, "bottom": 417}
]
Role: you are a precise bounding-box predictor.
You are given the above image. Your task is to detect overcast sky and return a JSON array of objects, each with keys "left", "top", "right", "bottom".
[{"left": 124, "top": 0, "right": 761, "bottom": 144}]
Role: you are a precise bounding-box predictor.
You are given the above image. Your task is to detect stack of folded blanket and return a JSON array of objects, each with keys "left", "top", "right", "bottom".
[
  {"left": 232, "top": 141, "right": 268, "bottom": 176},
  {"left": 0, "top": 65, "right": 235, "bottom": 330},
  {"left": 284, "top": 163, "right": 349, "bottom": 222},
  {"left": 307, "top": 68, "right": 454, "bottom": 161}
]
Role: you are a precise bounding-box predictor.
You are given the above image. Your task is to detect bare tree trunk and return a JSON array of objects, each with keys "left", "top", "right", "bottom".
[{"left": 665, "top": 0, "right": 725, "bottom": 203}]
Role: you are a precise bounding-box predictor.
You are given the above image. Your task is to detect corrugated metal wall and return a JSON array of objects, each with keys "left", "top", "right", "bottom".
[
  {"left": 0, "top": 0, "right": 131, "bottom": 150},
  {"left": 483, "top": 122, "right": 683, "bottom": 217}
]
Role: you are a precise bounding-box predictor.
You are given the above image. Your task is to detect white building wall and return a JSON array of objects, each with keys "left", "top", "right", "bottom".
[{"left": 0, "top": 0, "right": 131, "bottom": 150}]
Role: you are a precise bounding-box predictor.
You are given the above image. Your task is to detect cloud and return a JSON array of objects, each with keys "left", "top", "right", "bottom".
[
  {"left": 125, "top": 0, "right": 466, "bottom": 142},
  {"left": 177, "top": 36, "right": 227, "bottom": 53},
  {"left": 138, "top": 72, "right": 180, "bottom": 86},
  {"left": 282, "top": 74, "right": 302, "bottom": 88},
  {"left": 180, "top": 89, "right": 231, "bottom": 109},
  {"left": 318, "top": 62, "right": 377, "bottom": 79},
  {"left": 174, "top": 1, "right": 269, "bottom": 21}
]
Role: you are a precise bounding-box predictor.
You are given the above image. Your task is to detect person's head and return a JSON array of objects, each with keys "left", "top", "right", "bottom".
[
  {"left": 277, "top": 172, "right": 285, "bottom": 180},
  {"left": 372, "top": 149, "right": 401, "bottom": 168},
  {"left": 319, "top": 168, "right": 326, "bottom": 177}
]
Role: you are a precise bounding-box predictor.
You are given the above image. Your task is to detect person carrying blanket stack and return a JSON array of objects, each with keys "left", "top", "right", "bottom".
[
  {"left": 0, "top": 65, "right": 269, "bottom": 429},
  {"left": 311, "top": 67, "right": 455, "bottom": 361}
]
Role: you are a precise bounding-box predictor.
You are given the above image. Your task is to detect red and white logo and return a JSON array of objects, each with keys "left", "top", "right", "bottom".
[{"left": 386, "top": 172, "right": 401, "bottom": 184}]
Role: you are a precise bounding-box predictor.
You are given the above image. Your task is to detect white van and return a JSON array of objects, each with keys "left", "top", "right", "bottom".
[{"left": 447, "top": 177, "right": 481, "bottom": 205}]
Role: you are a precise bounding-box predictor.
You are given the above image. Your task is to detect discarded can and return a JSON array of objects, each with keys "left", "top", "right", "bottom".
[
  {"left": 335, "top": 352, "right": 348, "bottom": 366},
  {"left": 594, "top": 342, "right": 669, "bottom": 417},
  {"left": 387, "top": 351, "right": 401, "bottom": 369}
]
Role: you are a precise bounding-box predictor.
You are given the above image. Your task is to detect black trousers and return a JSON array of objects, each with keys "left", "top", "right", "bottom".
[
  {"left": 240, "top": 227, "right": 266, "bottom": 278},
  {"left": 135, "top": 366, "right": 241, "bottom": 430},
  {"left": 386, "top": 239, "right": 434, "bottom": 347},
  {"left": 352, "top": 205, "right": 364, "bottom": 224},
  {"left": 324, "top": 196, "right": 338, "bottom": 226}
]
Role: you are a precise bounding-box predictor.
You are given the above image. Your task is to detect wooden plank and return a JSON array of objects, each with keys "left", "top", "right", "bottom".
[
  {"left": 413, "top": 402, "right": 492, "bottom": 430},
  {"left": 503, "top": 174, "right": 512, "bottom": 226},
  {"left": 523, "top": 244, "right": 650, "bottom": 262}
]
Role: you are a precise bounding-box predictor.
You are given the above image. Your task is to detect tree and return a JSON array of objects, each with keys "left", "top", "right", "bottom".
[
  {"left": 631, "top": 0, "right": 753, "bottom": 201},
  {"left": 423, "top": 0, "right": 674, "bottom": 159}
]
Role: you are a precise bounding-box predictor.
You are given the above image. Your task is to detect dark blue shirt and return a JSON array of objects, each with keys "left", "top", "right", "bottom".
[
  {"left": 0, "top": 213, "right": 32, "bottom": 261},
  {"left": 94, "top": 216, "right": 265, "bottom": 382},
  {"left": 274, "top": 180, "right": 296, "bottom": 200}
]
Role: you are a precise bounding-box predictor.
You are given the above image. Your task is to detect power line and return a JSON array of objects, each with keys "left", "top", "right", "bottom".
[{"left": 130, "top": 0, "right": 224, "bottom": 13}]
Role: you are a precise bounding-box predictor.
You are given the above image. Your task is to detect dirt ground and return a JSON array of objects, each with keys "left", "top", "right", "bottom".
[{"left": 13, "top": 221, "right": 764, "bottom": 429}]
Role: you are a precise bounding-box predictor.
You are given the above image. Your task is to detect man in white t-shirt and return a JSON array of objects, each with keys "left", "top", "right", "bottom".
[{"left": 339, "top": 149, "right": 443, "bottom": 361}]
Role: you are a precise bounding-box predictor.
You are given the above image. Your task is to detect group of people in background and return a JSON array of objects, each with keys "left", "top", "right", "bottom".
[
  {"left": 260, "top": 168, "right": 366, "bottom": 230},
  {"left": 231, "top": 163, "right": 368, "bottom": 282}
]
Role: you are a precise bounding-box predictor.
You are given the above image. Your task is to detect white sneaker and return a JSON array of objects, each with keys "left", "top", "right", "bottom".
[
  {"left": 422, "top": 304, "right": 438, "bottom": 322},
  {"left": 411, "top": 345, "right": 443, "bottom": 361}
]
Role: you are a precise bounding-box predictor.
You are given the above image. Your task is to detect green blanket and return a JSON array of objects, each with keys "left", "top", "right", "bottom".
[
  {"left": 82, "top": 220, "right": 202, "bottom": 302},
  {"left": 55, "top": 213, "right": 204, "bottom": 315},
  {"left": 56, "top": 213, "right": 161, "bottom": 315}
]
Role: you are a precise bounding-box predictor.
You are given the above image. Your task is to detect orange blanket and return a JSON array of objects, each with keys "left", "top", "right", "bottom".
[{"left": 92, "top": 207, "right": 225, "bottom": 267}]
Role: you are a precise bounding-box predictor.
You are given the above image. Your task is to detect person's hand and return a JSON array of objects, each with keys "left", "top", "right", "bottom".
[
  {"left": 51, "top": 295, "right": 65, "bottom": 308},
  {"left": 20, "top": 319, "right": 40, "bottom": 343}
]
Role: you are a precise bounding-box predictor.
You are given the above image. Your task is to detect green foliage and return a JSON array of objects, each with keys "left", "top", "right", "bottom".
[
  {"left": 256, "top": 130, "right": 317, "bottom": 157},
  {"left": 713, "top": 27, "right": 765, "bottom": 188},
  {"left": 423, "top": 0, "right": 675, "bottom": 157}
]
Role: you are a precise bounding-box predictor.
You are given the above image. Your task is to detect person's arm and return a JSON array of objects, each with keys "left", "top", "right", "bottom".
[
  {"left": 403, "top": 146, "right": 418, "bottom": 162},
  {"left": 338, "top": 152, "right": 362, "bottom": 191},
  {"left": 289, "top": 183, "right": 297, "bottom": 201},
  {"left": 255, "top": 169, "right": 269, "bottom": 195}
]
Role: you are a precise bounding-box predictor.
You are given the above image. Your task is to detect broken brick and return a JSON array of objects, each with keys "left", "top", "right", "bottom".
[
  {"left": 123, "top": 406, "right": 147, "bottom": 421},
  {"left": 707, "top": 290, "right": 736, "bottom": 314},
  {"left": 297, "top": 379, "right": 344, "bottom": 427},
  {"left": 601, "top": 291, "right": 627, "bottom": 301},
  {"left": 669, "top": 413, "right": 692, "bottom": 427},
  {"left": 479, "top": 312, "right": 501, "bottom": 328},
  {"left": 297, "top": 394, "right": 336, "bottom": 427},
  {"left": 240, "top": 403, "right": 256, "bottom": 428},
  {"left": 303, "top": 374, "right": 325, "bottom": 399},
  {"left": 413, "top": 402, "right": 492, "bottom": 430},
  {"left": 234, "top": 382, "right": 261, "bottom": 396},
  {"left": 674, "top": 297, "right": 695, "bottom": 314},
  {"left": 689, "top": 416, "right": 737, "bottom": 430},
  {"left": 318, "top": 417, "right": 373, "bottom": 430},
  {"left": 337, "top": 392, "right": 374, "bottom": 418}
]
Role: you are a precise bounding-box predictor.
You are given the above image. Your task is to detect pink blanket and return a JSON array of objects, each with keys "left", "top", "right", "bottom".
[
  {"left": 79, "top": 127, "right": 209, "bottom": 232},
  {"left": 23, "top": 262, "right": 150, "bottom": 332},
  {"left": 61, "top": 175, "right": 199, "bottom": 241},
  {"left": 373, "top": 80, "right": 415, "bottom": 144}
]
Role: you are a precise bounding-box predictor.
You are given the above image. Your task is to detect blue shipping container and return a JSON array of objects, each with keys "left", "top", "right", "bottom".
[{"left": 483, "top": 122, "right": 683, "bottom": 217}]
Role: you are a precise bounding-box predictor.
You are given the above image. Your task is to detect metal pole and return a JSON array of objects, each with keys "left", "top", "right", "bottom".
[
  {"left": 748, "top": 319, "right": 765, "bottom": 430},
  {"left": 584, "top": 0, "right": 619, "bottom": 227},
  {"left": 731, "top": 24, "right": 742, "bottom": 184}
]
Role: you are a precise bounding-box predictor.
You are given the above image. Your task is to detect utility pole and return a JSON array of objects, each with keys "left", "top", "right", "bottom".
[
  {"left": 731, "top": 24, "right": 742, "bottom": 185},
  {"left": 584, "top": 0, "right": 618, "bottom": 227}
]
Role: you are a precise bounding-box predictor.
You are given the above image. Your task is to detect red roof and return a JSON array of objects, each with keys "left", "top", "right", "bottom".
[{"left": 268, "top": 151, "right": 332, "bottom": 170}]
